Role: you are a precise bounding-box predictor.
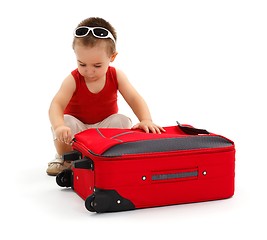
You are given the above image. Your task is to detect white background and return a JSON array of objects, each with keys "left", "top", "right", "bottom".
[{"left": 0, "top": 0, "right": 266, "bottom": 239}]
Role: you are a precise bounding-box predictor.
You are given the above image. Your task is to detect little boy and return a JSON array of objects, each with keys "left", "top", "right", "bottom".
[{"left": 47, "top": 17, "right": 165, "bottom": 175}]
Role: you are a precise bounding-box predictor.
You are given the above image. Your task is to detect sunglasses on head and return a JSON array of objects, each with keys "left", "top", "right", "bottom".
[{"left": 74, "top": 26, "right": 116, "bottom": 43}]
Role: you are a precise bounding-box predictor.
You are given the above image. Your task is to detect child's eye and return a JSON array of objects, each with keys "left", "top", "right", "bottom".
[
  {"left": 94, "top": 65, "right": 102, "bottom": 68},
  {"left": 79, "top": 64, "right": 86, "bottom": 67}
]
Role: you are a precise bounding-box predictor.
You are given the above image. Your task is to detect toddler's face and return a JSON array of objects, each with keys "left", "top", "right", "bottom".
[{"left": 74, "top": 42, "right": 114, "bottom": 82}]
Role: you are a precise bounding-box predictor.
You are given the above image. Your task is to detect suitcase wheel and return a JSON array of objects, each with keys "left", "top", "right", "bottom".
[
  {"left": 85, "top": 194, "right": 96, "bottom": 212},
  {"left": 85, "top": 189, "right": 135, "bottom": 213},
  {"left": 56, "top": 169, "right": 72, "bottom": 188},
  {"left": 85, "top": 192, "right": 112, "bottom": 213}
]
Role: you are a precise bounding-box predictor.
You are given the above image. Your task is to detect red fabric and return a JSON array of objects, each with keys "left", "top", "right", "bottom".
[
  {"left": 64, "top": 66, "right": 118, "bottom": 124},
  {"left": 72, "top": 168, "right": 94, "bottom": 200}
]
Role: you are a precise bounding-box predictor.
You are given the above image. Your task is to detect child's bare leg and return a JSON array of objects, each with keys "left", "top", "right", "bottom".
[
  {"left": 54, "top": 115, "right": 88, "bottom": 156},
  {"left": 47, "top": 115, "right": 86, "bottom": 175},
  {"left": 54, "top": 140, "right": 72, "bottom": 156},
  {"left": 46, "top": 140, "right": 73, "bottom": 176}
]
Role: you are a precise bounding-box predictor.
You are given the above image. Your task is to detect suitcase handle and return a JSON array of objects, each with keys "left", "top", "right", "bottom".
[
  {"left": 176, "top": 121, "right": 210, "bottom": 135},
  {"left": 151, "top": 167, "right": 198, "bottom": 183}
]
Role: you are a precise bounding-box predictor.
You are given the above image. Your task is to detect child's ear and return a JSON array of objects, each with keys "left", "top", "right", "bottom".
[{"left": 110, "top": 52, "right": 118, "bottom": 62}]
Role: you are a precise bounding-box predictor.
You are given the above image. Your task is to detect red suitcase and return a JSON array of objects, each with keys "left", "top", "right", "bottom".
[{"left": 56, "top": 123, "right": 235, "bottom": 213}]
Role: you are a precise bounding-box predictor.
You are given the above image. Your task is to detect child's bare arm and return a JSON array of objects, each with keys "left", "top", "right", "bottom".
[
  {"left": 117, "top": 69, "right": 165, "bottom": 134},
  {"left": 49, "top": 75, "right": 76, "bottom": 143}
]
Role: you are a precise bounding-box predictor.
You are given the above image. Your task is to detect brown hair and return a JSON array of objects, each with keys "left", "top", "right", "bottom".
[{"left": 72, "top": 17, "right": 117, "bottom": 56}]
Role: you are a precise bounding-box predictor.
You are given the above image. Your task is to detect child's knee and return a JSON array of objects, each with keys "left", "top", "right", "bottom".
[
  {"left": 108, "top": 114, "right": 132, "bottom": 128},
  {"left": 63, "top": 114, "right": 86, "bottom": 135},
  {"left": 118, "top": 114, "right": 132, "bottom": 128},
  {"left": 64, "top": 115, "right": 77, "bottom": 128}
]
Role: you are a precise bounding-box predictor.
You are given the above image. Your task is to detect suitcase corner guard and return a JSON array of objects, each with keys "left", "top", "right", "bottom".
[{"left": 85, "top": 188, "right": 135, "bottom": 213}]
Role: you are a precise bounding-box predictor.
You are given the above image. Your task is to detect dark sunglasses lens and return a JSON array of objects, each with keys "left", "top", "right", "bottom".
[
  {"left": 93, "top": 28, "right": 108, "bottom": 37},
  {"left": 75, "top": 28, "right": 89, "bottom": 36}
]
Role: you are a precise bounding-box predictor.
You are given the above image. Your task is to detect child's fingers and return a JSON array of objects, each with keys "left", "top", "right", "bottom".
[
  {"left": 143, "top": 126, "right": 150, "bottom": 133},
  {"left": 57, "top": 128, "right": 72, "bottom": 144},
  {"left": 159, "top": 126, "right": 166, "bottom": 132},
  {"left": 132, "top": 123, "right": 165, "bottom": 134},
  {"left": 67, "top": 134, "right": 73, "bottom": 144},
  {"left": 65, "top": 130, "right": 72, "bottom": 144},
  {"left": 131, "top": 123, "right": 140, "bottom": 130},
  {"left": 154, "top": 126, "right": 162, "bottom": 134}
]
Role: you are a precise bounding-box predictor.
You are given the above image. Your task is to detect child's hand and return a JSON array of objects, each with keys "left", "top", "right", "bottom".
[
  {"left": 132, "top": 120, "right": 166, "bottom": 134},
  {"left": 54, "top": 125, "right": 73, "bottom": 144}
]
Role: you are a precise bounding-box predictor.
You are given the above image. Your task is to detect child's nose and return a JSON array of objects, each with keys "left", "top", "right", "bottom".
[{"left": 85, "top": 67, "right": 95, "bottom": 75}]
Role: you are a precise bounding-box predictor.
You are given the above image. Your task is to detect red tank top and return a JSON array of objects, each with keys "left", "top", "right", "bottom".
[{"left": 64, "top": 66, "right": 118, "bottom": 124}]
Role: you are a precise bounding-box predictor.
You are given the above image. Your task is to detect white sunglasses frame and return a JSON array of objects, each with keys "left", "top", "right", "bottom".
[{"left": 74, "top": 26, "right": 116, "bottom": 43}]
